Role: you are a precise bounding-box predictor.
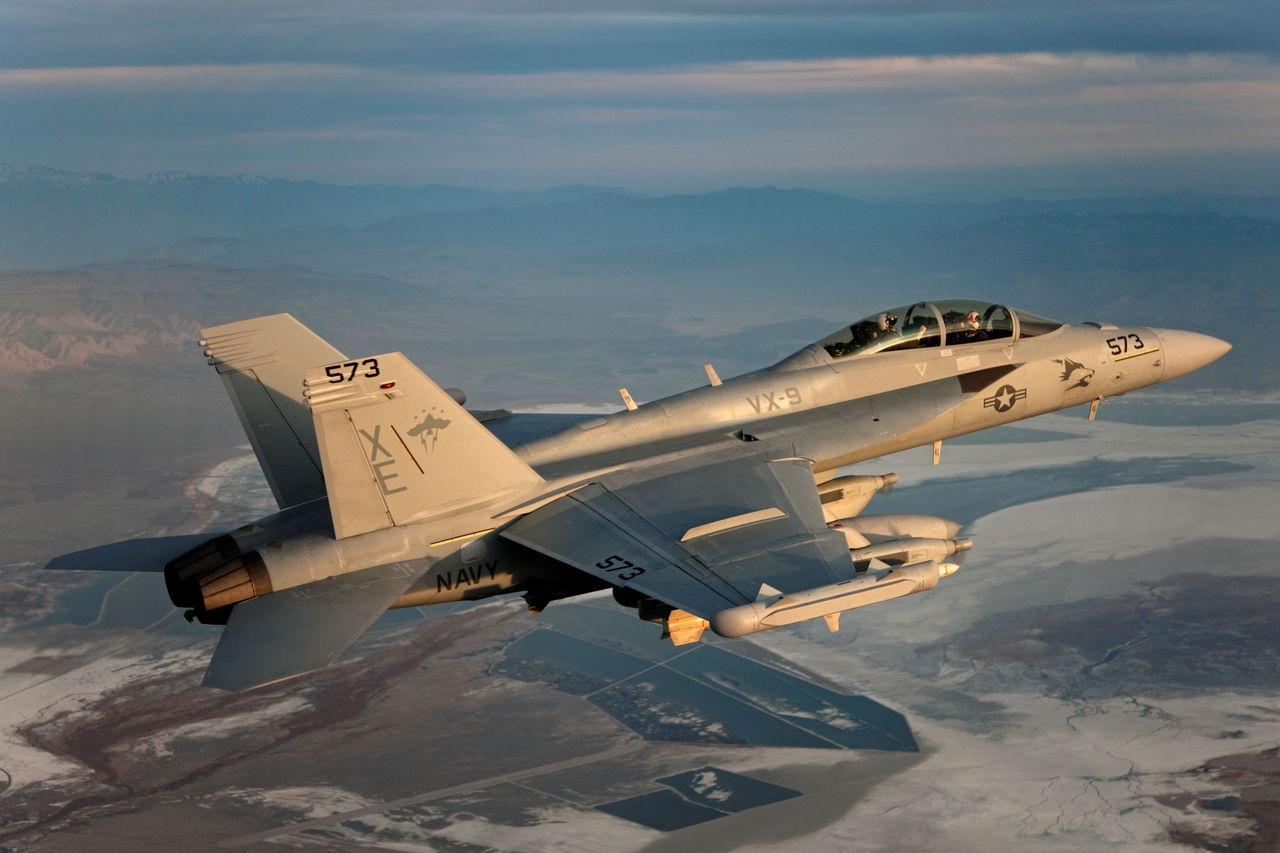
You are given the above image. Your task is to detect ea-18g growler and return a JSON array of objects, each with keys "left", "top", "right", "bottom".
[{"left": 48, "top": 300, "right": 1230, "bottom": 690}]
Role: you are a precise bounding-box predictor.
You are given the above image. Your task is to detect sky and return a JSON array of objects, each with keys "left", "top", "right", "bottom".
[{"left": 1, "top": 0, "right": 1278, "bottom": 198}]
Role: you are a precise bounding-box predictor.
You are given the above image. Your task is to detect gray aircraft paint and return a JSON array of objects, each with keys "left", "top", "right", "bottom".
[
  {"left": 46, "top": 305, "right": 1230, "bottom": 690},
  {"left": 516, "top": 322, "right": 1186, "bottom": 480}
]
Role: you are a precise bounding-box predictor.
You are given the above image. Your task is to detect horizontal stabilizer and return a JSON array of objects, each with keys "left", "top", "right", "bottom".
[
  {"left": 45, "top": 534, "right": 214, "bottom": 573},
  {"left": 202, "top": 560, "right": 429, "bottom": 692}
]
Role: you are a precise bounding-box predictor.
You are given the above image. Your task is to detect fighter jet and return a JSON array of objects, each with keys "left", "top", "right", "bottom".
[{"left": 47, "top": 300, "right": 1230, "bottom": 690}]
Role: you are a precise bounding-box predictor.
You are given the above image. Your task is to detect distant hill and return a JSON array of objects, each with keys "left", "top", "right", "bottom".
[
  {"left": 0, "top": 263, "right": 837, "bottom": 406},
  {"left": 0, "top": 165, "right": 643, "bottom": 269},
  {"left": 3, "top": 212, "right": 1272, "bottom": 395},
  {"left": 124, "top": 185, "right": 1280, "bottom": 276},
  {"left": 0, "top": 168, "right": 1275, "bottom": 395},
  {"left": 134, "top": 186, "right": 885, "bottom": 266},
  {"left": 7, "top": 163, "right": 1280, "bottom": 271}
]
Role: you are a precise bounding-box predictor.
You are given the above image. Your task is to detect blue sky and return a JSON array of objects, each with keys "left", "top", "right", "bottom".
[{"left": 2, "top": 0, "right": 1278, "bottom": 197}]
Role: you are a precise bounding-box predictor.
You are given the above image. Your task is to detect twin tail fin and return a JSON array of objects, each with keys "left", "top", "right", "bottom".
[{"left": 304, "top": 353, "right": 542, "bottom": 539}]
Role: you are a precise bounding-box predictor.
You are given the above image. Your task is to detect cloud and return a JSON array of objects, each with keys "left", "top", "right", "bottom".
[
  {"left": 3, "top": 1, "right": 1278, "bottom": 75},
  {"left": 1, "top": 2, "right": 1277, "bottom": 195},
  {"left": 8, "top": 51, "right": 1273, "bottom": 100},
  {"left": 230, "top": 127, "right": 422, "bottom": 143},
  {"left": 450, "top": 52, "right": 1279, "bottom": 100},
  {"left": 0, "top": 63, "right": 340, "bottom": 91}
]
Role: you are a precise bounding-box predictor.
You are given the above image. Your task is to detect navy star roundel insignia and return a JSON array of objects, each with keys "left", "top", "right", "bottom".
[{"left": 983, "top": 384, "right": 1027, "bottom": 413}]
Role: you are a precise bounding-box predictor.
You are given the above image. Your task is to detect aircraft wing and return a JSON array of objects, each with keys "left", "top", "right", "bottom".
[
  {"left": 501, "top": 443, "right": 852, "bottom": 619},
  {"left": 202, "top": 559, "right": 430, "bottom": 692}
]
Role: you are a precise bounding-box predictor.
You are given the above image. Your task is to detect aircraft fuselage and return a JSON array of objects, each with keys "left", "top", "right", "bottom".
[
  {"left": 171, "top": 316, "right": 1228, "bottom": 620},
  {"left": 382, "top": 319, "right": 1226, "bottom": 613},
  {"left": 62, "top": 306, "right": 1226, "bottom": 689},
  {"left": 515, "top": 322, "right": 1204, "bottom": 478}
]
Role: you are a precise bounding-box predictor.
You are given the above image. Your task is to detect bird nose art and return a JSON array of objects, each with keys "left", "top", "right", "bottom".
[{"left": 1153, "top": 329, "right": 1232, "bottom": 381}]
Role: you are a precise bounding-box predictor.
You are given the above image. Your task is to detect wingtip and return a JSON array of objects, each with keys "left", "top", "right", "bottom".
[{"left": 201, "top": 660, "right": 324, "bottom": 693}]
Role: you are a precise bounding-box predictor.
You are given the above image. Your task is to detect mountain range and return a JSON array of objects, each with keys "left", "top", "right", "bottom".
[
  {"left": 0, "top": 165, "right": 1273, "bottom": 400},
  {"left": 0, "top": 164, "right": 641, "bottom": 269},
  {"left": 5, "top": 164, "right": 1280, "bottom": 270}
]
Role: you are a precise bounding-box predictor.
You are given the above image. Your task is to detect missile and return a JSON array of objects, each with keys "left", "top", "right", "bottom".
[
  {"left": 835, "top": 513, "right": 963, "bottom": 540},
  {"left": 827, "top": 514, "right": 969, "bottom": 567},
  {"left": 845, "top": 536, "right": 971, "bottom": 569},
  {"left": 709, "top": 560, "right": 958, "bottom": 638},
  {"left": 817, "top": 473, "right": 898, "bottom": 521}
]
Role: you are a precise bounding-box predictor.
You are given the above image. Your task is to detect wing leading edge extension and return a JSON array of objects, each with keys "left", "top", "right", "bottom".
[{"left": 501, "top": 444, "right": 853, "bottom": 620}]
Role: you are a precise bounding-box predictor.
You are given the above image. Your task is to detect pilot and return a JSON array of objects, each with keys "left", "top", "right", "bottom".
[
  {"left": 865, "top": 312, "right": 897, "bottom": 340},
  {"left": 954, "top": 310, "right": 987, "bottom": 343},
  {"left": 825, "top": 338, "right": 850, "bottom": 357},
  {"left": 847, "top": 312, "right": 899, "bottom": 351}
]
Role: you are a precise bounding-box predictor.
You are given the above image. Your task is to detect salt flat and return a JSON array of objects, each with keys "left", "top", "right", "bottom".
[
  {"left": 2, "top": 394, "right": 1276, "bottom": 851},
  {"left": 744, "top": 398, "right": 1280, "bottom": 851}
]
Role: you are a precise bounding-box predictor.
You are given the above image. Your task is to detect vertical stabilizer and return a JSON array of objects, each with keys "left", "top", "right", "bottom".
[
  {"left": 305, "top": 353, "right": 542, "bottom": 539},
  {"left": 200, "top": 314, "right": 346, "bottom": 509}
]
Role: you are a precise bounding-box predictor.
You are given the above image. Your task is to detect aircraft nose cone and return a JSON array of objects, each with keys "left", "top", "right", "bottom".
[{"left": 1154, "top": 329, "right": 1232, "bottom": 381}]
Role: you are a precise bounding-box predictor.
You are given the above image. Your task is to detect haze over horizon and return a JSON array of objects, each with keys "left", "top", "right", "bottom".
[
  {"left": 7, "top": 5, "right": 1280, "bottom": 850},
  {"left": 2, "top": 1, "right": 1278, "bottom": 200},
  {"left": 7, "top": 160, "right": 1280, "bottom": 204}
]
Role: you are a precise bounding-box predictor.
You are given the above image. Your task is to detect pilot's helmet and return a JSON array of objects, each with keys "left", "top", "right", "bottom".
[
  {"left": 965, "top": 310, "right": 980, "bottom": 329},
  {"left": 878, "top": 312, "right": 898, "bottom": 331}
]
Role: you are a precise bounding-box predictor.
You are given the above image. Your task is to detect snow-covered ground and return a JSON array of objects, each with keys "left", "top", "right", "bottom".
[
  {"left": 3, "top": 394, "right": 1275, "bottom": 851},
  {"left": 743, "top": 401, "right": 1280, "bottom": 851}
]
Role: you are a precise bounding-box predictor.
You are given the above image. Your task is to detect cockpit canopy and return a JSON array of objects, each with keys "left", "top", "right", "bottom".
[{"left": 817, "top": 300, "right": 1063, "bottom": 359}]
